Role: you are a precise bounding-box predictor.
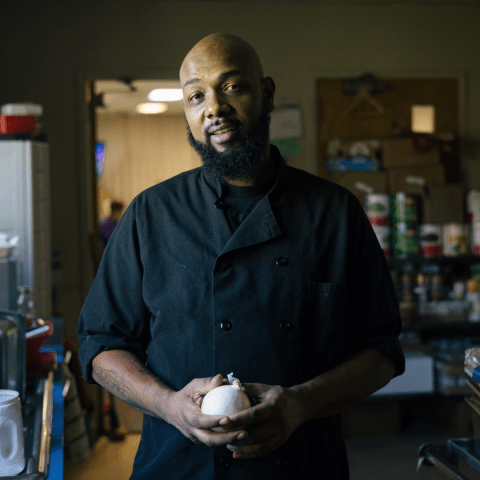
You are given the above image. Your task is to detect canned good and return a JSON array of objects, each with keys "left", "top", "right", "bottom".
[
  {"left": 419, "top": 225, "right": 443, "bottom": 257},
  {"left": 443, "top": 223, "right": 469, "bottom": 256},
  {"left": 467, "top": 190, "right": 480, "bottom": 223},
  {"left": 365, "top": 194, "right": 389, "bottom": 226},
  {"left": 372, "top": 225, "right": 390, "bottom": 256},
  {"left": 472, "top": 222, "right": 480, "bottom": 254},
  {"left": 392, "top": 221, "right": 418, "bottom": 257},
  {"left": 390, "top": 193, "right": 420, "bottom": 223}
]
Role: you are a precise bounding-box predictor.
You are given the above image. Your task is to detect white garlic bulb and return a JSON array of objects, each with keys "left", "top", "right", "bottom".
[{"left": 201, "top": 373, "right": 251, "bottom": 431}]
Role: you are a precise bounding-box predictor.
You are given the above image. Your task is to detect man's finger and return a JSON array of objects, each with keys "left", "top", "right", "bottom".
[
  {"left": 240, "top": 382, "right": 265, "bottom": 397},
  {"left": 227, "top": 402, "right": 272, "bottom": 428},
  {"left": 195, "top": 428, "right": 248, "bottom": 448},
  {"left": 227, "top": 432, "right": 278, "bottom": 457},
  {"left": 206, "top": 374, "right": 224, "bottom": 392},
  {"left": 191, "top": 412, "right": 233, "bottom": 430}
]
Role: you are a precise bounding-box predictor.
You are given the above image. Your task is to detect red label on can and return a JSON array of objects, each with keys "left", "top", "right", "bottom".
[
  {"left": 369, "top": 216, "right": 388, "bottom": 226},
  {"left": 421, "top": 245, "right": 442, "bottom": 257}
]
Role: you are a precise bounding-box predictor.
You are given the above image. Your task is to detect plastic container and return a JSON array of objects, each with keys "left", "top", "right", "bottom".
[
  {"left": 0, "top": 390, "right": 25, "bottom": 476},
  {"left": 0, "top": 115, "right": 36, "bottom": 134}
]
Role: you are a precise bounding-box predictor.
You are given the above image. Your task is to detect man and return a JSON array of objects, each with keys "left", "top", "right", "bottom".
[
  {"left": 99, "top": 201, "right": 124, "bottom": 245},
  {"left": 78, "top": 33, "right": 405, "bottom": 479}
]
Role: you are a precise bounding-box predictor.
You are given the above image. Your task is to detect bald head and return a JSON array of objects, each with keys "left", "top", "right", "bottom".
[
  {"left": 180, "top": 33, "right": 276, "bottom": 185},
  {"left": 180, "top": 33, "right": 264, "bottom": 87}
]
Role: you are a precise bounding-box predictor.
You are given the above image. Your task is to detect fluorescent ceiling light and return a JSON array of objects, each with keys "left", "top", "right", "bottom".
[
  {"left": 136, "top": 102, "right": 168, "bottom": 114},
  {"left": 148, "top": 88, "right": 183, "bottom": 102}
]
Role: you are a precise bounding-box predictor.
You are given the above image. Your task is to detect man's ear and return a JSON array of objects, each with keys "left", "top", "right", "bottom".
[{"left": 262, "top": 76, "right": 276, "bottom": 112}]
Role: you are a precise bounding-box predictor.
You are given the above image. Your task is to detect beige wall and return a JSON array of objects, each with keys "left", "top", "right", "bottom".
[
  {"left": 1, "top": 1, "right": 479, "bottom": 348},
  {"left": 96, "top": 113, "right": 201, "bottom": 213}
]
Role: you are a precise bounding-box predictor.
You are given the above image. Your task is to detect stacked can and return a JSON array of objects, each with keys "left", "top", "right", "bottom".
[
  {"left": 419, "top": 225, "right": 443, "bottom": 257},
  {"left": 364, "top": 194, "right": 390, "bottom": 257},
  {"left": 443, "top": 223, "right": 469, "bottom": 256},
  {"left": 390, "top": 193, "right": 420, "bottom": 257},
  {"left": 467, "top": 190, "right": 480, "bottom": 223},
  {"left": 473, "top": 223, "right": 480, "bottom": 255},
  {"left": 467, "top": 190, "right": 480, "bottom": 255}
]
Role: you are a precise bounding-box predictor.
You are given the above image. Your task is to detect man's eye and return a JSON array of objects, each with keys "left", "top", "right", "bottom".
[
  {"left": 189, "top": 93, "right": 203, "bottom": 102},
  {"left": 226, "top": 84, "right": 242, "bottom": 92}
]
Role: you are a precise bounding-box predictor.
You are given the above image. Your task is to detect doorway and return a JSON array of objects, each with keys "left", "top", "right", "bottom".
[
  {"left": 92, "top": 79, "right": 201, "bottom": 226},
  {"left": 88, "top": 77, "right": 201, "bottom": 435}
]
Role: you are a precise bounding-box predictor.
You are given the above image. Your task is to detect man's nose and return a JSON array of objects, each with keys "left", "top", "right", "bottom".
[{"left": 206, "top": 91, "right": 231, "bottom": 118}]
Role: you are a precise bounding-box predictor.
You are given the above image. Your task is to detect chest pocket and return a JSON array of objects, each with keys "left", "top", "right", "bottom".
[{"left": 305, "top": 282, "right": 347, "bottom": 373}]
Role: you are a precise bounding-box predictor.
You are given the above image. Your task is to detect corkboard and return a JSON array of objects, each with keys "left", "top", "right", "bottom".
[{"left": 317, "top": 78, "right": 458, "bottom": 179}]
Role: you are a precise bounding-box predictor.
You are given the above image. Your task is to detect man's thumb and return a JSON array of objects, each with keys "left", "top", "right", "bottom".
[{"left": 208, "top": 373, "right": 223, "bottom": 390}]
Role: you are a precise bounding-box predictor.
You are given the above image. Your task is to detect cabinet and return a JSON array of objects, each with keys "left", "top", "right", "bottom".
[{"left": 0, "top": 140, "right": 51, "bottom": 317}]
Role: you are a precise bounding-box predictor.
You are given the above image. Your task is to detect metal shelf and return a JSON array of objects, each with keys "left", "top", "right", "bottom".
[{"left": 388, "top": 254, "right": 480, "bottom": 267}]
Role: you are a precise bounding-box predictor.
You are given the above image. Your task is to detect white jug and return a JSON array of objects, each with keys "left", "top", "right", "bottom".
[{"left": 0, "top": 390, "right": 25, "bottom": 476}]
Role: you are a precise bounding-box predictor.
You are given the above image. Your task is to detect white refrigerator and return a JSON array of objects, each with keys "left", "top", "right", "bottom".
[{"left": 0, "top": 139, "right": 52, "bottom": 318}]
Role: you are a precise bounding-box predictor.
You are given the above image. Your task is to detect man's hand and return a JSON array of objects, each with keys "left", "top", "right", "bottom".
[
  {"left": 164, "top": 374, "right": 249, "bottom": 448},
  {"left": 223, "top": 383, "right": 304, "bottom": 459}
]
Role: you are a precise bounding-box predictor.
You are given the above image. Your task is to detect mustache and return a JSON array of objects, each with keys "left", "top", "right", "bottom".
[{"left": 206, "top": 119, "right": 242, "bottom": 136}]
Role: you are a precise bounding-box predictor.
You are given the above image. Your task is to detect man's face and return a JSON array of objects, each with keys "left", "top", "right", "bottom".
[
  {"left": 181, "top": 48, "right": 267, "bottom": 150},
  {"left": 185, "top": 96, "right": 271, "bottom": 183},
  {"left": 180, "top": 45, "right": 274, "bottom": 182}
]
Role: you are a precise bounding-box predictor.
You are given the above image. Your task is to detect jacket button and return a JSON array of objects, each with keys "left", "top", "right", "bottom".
[
  {"left": 221, "top": 321, "right": 232, "bottom": 331},
  {"left": 276, "top": 257, "right": 289, "bottom": 267},
  {"left": 277, "top": 458, "right": 291, "bottom": 467},
  {"left": 280, "top": 322, "right": 293, "bottom": 331},
  {"left": 222, "top": 257, "right": 232, "bottom": 267},
  {"left": 217, "top": 457, "right": 231, "bottom": 468},
  {"left": 214, "top": 200, "right": 225, "bottom": 209}
]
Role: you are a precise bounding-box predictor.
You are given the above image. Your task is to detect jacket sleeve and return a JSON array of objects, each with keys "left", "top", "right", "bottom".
[
  {"left": 344, "top": 192, "right": 405, "bottom": 378},
  {"left": 77, "top": 197, "right": 151, "bottom": 384}
]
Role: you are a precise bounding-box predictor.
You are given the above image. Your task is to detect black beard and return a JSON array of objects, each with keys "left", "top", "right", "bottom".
[{"left": 186, "top": 97, "right": 271, "bottom": 184}]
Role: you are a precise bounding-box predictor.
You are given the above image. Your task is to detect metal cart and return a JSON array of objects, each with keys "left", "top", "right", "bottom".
[{"left": 417, "top": 378, "right": 480, "bottom": 479}]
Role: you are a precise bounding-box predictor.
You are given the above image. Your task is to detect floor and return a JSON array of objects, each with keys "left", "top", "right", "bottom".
[{"left": 64, "top": 421, "right": 480, "bottom": 479}]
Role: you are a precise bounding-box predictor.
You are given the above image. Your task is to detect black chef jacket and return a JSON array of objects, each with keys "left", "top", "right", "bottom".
[{"left": 78, "top": 145, "right": 405, "bottom": 480}]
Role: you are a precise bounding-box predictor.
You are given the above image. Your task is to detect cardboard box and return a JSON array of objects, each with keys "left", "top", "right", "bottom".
[
  {"left": 423, "top": 183, "right": 465, "bottom": 224},
  {"left": 423, "top": 397, "right": 473, "bottom": 437},
  {"left": 387, "top": 164, "right": 445, "bottom": 196},
  {"left": 383, "top": 138, "right": 441, "bottom": 168},
  {"left": 326, "top": 171, "right": 387, "bottom": 205}
]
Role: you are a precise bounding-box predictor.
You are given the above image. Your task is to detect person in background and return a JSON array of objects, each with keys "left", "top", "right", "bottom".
[
  {"left": 78, "top": 33, "right": 405, "bottom": 479},
  {"left": 99, "top": 201, "right": 124, "bottom": 245}
]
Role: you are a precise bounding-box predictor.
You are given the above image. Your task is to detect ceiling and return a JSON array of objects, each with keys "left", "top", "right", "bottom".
[
  {"left": 94, "top": 79, "right": 184, "bottom": 116},
  {"left": 166, "top": 0, "right": 480, "bottom": 3}
]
